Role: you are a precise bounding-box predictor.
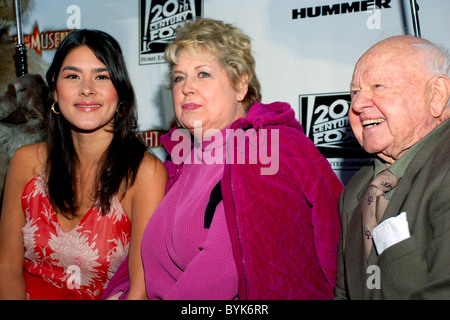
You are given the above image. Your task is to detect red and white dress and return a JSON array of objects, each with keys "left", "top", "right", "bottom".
[{"left": 21, "top": 171, "right": 131, "bottom": 300}]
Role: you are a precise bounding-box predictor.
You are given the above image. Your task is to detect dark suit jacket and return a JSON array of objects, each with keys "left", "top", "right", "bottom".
[{"left": 335, "top": 120, "right": 450, "bottom": 299}]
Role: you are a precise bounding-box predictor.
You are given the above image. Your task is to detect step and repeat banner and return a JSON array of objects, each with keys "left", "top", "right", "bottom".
[{"left": 3, "top": 0, "right": 450, "bottom": 184}]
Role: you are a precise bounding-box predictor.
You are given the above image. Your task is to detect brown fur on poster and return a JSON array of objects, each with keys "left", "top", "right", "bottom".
[{"left": 0, "top": 74, "right": 50, "bottom": 206}]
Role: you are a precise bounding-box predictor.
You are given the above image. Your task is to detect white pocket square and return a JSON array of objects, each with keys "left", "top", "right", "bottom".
[{"left": 372, "top": 212, "right": 410, "bottom": 255}]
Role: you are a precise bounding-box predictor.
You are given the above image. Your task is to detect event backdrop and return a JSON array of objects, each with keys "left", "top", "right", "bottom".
[{"left": 7, "top": 0, "right": 450, "bottom": 184}]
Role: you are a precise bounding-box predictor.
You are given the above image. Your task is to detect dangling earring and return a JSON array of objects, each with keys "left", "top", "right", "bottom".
[
  {"left": 51, "top": 102, "right": 60, "bottom": 114},
  {"left": 116, "top": 102, "right": 124, "bottom": 117}
]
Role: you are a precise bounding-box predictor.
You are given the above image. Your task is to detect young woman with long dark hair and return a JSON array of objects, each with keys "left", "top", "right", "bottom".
[{"left": 0, "top": 29, "right": 167, "bottom": 300}]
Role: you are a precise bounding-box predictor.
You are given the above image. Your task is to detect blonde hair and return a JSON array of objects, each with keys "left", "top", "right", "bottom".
[{"left": 164, "top": 18, "right": 262, "bottom": 111}]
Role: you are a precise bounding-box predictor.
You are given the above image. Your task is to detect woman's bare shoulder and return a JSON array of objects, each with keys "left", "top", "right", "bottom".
[
  {"left": 9, "top": 142, "right": 47, "bottom": 181},
  {"left": 140, "top": 151, "right": 167, "bottom": 180}
]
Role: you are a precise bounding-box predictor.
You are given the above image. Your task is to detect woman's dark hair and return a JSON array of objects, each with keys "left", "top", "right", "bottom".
[{"left": 45, "top": 29, "right": 147, "bottom": 218}]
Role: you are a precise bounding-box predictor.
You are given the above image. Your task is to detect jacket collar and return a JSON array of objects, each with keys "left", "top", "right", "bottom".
[{"left": 162, "top": 101, "right": 302, "bottom": 155}]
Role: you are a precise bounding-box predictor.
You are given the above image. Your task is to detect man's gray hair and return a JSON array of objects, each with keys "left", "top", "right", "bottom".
[{"left": 411, "top": 39, "right": 450, "bottom": 107}]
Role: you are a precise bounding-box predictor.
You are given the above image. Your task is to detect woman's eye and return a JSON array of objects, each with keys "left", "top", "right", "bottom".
[
  {"left": 96, "top": 75, "right": 110, "bottom": 80},
  {"left": 198, "top": 71, "right": 210, "bottom": 78},
  {"left": 64, "top": 74, "right": 79, "bottom": 79},
  {"left": 173, "top": 76, "right": 184, "bottom": 83}
]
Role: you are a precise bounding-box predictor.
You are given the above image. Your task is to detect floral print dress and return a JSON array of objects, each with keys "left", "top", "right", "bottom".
[{"left": 21, "top": 171, "right": 131, "bottom": 300}]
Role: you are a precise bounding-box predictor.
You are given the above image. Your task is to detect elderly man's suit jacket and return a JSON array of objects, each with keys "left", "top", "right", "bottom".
[{"left": 335, "top": 120, "right": 450, "bottom": 299}]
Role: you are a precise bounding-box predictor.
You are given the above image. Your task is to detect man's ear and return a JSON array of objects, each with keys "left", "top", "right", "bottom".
[
  {"left": 429, "top": 75, "right": 450, "bottom": 118},
  {"left": 236, "top": 73, "right": 249, "bottom": 102}
]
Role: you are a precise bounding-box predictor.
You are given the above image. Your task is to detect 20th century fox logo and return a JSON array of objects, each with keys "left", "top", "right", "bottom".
[
  {"left": 299, "top": 92, "right": 370, "bottom": 161},
  {"left": 139, "top": 0, "right": 203, "bottom": 65}
]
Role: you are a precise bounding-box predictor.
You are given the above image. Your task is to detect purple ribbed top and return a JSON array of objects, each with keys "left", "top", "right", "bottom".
[{"left": 141, "top": 129, "right": 238, "bottom": 299}]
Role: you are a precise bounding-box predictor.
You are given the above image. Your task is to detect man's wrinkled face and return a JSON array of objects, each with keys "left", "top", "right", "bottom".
[{"left": 349, "top": 40, "right": 435, "bottom": 163}]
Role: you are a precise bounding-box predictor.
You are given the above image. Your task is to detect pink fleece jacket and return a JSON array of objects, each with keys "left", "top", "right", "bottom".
[{"left": 102, "top": 101, "right": 343, "bottom": 300}]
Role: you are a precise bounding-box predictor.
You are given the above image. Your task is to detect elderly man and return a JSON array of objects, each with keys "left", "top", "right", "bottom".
[{"left": 335, "top": 35, "right": 450, "bottom": 299}]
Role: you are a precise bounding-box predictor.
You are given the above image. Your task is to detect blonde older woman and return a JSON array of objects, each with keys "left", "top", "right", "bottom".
[{"left": 104, "top": 18, "right": 343, "bottom": 300}]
